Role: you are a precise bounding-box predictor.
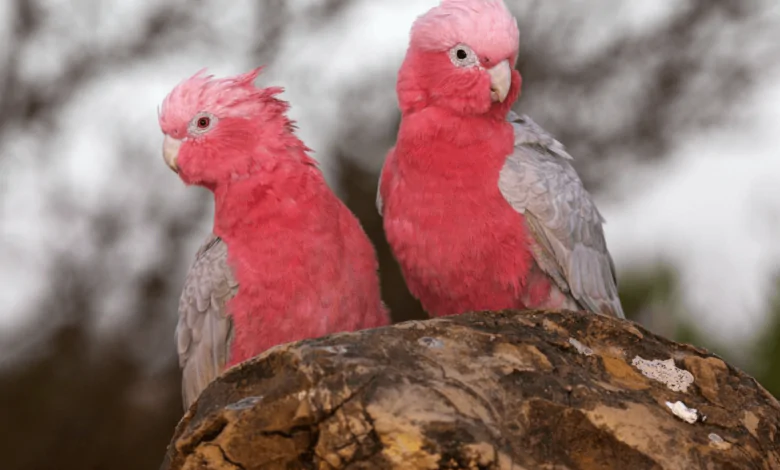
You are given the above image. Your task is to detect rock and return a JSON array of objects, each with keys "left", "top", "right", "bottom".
[{"left": 160, "top": 310, "right": 780, "bottom": 469}]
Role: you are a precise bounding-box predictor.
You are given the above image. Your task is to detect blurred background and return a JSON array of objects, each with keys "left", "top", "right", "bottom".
[{"left": 0, "top": 0, "right": 779, "bottom": 468}]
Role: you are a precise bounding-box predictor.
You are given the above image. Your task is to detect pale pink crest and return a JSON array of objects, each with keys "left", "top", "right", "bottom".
[
  {"left": 411, "top": 0, "right": 519, "bottom": 62},
  {"left": 158, "top": 67, "right": 286, "bottom": 136}
]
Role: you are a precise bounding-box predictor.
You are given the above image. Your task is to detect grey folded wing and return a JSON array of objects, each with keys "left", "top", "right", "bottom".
[
  {"left": 376, "top": 148, "right": 397, "bottom": 216},
  {"left": 376, "top": 179, "right": 384, "bottom": 215},
  {"left": 498, "top": 111, "right": 625, "bottom": 318},
  {"left": 175, "top": 233, "right": 239, "bottom": 409}
]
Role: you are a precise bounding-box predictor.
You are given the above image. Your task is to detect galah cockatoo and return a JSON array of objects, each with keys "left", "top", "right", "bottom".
[
  {"left": 159, "top": 68, "right": 389, "bottom": 408},
  {"left": 378, "top": 0, "right": 625, "bottom": 319}
]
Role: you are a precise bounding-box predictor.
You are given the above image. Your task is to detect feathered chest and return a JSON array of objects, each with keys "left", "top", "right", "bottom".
[{"left": 383, "top": 157, "right": 532, "bottom": 280}]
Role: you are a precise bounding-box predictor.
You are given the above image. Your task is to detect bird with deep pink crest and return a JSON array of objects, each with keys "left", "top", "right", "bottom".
[
  {"left": 159, "top": 67, "right": 389, "bottom": 409},
  {"left": 378, "top": 0, "right": 625, "bottom": 319}
]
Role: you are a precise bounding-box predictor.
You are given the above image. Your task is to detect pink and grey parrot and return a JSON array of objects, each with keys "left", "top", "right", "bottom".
[
  {"left": 159, "top": 68, "right": 389, "bottom": 408},
  {"left": 378, "top": 0, "right": 625, "bottom": 319}
]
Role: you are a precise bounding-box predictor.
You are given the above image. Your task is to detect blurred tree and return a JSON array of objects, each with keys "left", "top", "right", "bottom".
[{"left": 0, "top": 296, "right": 181, "bottom": 470}]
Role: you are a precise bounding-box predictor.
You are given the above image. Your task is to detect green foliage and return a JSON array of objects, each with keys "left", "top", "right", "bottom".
[
  {"left": 618, "top": 264, "right": 679, "bottom": 322},
  {"left": 751, "top": 278, "right": 780, "bottom": 397}
]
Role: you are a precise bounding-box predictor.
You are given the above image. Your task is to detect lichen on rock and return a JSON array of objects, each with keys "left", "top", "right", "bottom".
[{"left": 632, "top": 356, "right": 695, "bottom": 392}]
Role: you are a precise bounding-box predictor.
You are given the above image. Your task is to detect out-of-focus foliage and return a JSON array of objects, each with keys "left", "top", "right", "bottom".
[
  {"left": 0, "top": 322, "right": 181, "bottom": 470},
  {"left": 0, "top": 1, "right": 778, "bottom": 469},
  {"left": 753, "top": 279, "right": 780, "bottom": 396}
]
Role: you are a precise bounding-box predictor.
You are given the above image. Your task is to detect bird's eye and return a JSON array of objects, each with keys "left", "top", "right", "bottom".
[
  {"left": 448, "top": 44, "right": 478, "bottom": 68},
  {"left": 188, "top": 112, "right": 217, "bottom": 135}
]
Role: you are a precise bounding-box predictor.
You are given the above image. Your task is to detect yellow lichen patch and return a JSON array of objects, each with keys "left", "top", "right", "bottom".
[
  {"left": 625, "top": 324, "right": 644, "bottom": 339},
  {"left": 377, "top": 430, "right": 439, "bottom": 470},
  {"left": 602, "top": 356, "right": 650, "bottom": 391},
  {"left": 366, "top": 385, "right": 453, "bottom": 469},
  {"left": 438, "top": 341, "right": 552, "bottom": 386},
  {"left": 585, "top": 403, "right": 694, "bottom": 469},
  {"left": 542, "top": 318, "right": 567, "bottom": 336},
  {"left": 683, "top": 356, "right": 728, "bottom": 406},
  {"left": 314, "top": 408, "right": 363, "bottom": 467},
  {"left": 492, "top": 343, "right": 553, "bottom": 373},
  {"left": 346, "top": 407, "right": 372, "bottom": 439},
  {"left": 176, "top": 413, "right": 234, "bottom": 454},
  {"left": 182, "top": 444, "right": 240, "bottom": 470},
  {"left": 602, "top": 345, "right": 627, "bottom": 359},
  {"left": 316, "top": 430, "right": 346, "bottom": 466},
  {"left": 293, "top": 395, "right": 313, "bottom": 421},
  {"left": 519, "top": 344, "right": 554, "bottom": 371},
  {"left": 459, "top": 442, "right": 498, "bottom": 468},
  {"left": 743, "top": 410, "right": 760, "bottom": 439},
  {"left": 492, "top": 343, "right": 536, "bottom": 373}
]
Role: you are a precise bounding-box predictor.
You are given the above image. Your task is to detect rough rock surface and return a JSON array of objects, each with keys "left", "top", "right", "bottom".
[{"left": 160, "top": 310, "right": 780, "bottom": 470}]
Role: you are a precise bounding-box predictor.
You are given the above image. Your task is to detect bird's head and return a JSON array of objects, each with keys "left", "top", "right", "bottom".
[
  {"left": 399, "top": 0, "right": 522, "bottom": 116},
  {"left": 158, "top": 67, "right": 297, "bottom": 189}
]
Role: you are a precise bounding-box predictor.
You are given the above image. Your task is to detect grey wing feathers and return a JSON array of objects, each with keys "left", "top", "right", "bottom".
[
  {"left": 376, "top": 148, "right": 395, "bottom": 216},
  {"left": 498, "top": 111, "right": 625, "bottom": 318},
  {"left": 176, "top": 233, "right": 239, "bottom": 409},
  {"left": 376, "top": 179, "right": 383, "bottom": 215}
]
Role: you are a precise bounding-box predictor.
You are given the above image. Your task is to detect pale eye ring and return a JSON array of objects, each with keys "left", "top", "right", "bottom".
[
  {"left": 188, "top": 112, "right": 217, "bottom": 135},
  {"left": 449, "top": 44, "right": 479, "bottom": 67}
]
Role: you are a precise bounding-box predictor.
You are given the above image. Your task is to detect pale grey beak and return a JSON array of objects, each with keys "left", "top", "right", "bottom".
[
  {"left": 162, "top": 135, "right": 182, "bottom": 173},
  {"left": 487, "top": 59, "right": 512, "bottom": 103}
]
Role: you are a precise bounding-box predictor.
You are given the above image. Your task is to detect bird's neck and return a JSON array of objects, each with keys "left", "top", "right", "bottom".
[
  {"left": 396, "top": 107, "right": 515, "bottom": 176},
  {"left": 211, "top": 157, "right": 319, "bottom": 239}
]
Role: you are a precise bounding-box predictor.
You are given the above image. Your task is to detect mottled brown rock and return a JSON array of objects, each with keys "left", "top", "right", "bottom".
[{"left": 160, "top": 310, "right": 780, "bottom": 470}]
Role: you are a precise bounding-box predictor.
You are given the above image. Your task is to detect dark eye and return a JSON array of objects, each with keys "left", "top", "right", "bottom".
[
  {"left": 197, "top": 117, "right": 210, "bottom": 128},
  {"left": 449, "top": 44, "right": 477, "bottom": 67}
]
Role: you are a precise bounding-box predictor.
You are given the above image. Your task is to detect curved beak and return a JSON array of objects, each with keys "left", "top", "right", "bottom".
[
  {"left": 162, "top": 135, "right": 181, "bottom": 173},
  {"left": 487, "top": 59, "right": 512, "bottom": 103}
]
